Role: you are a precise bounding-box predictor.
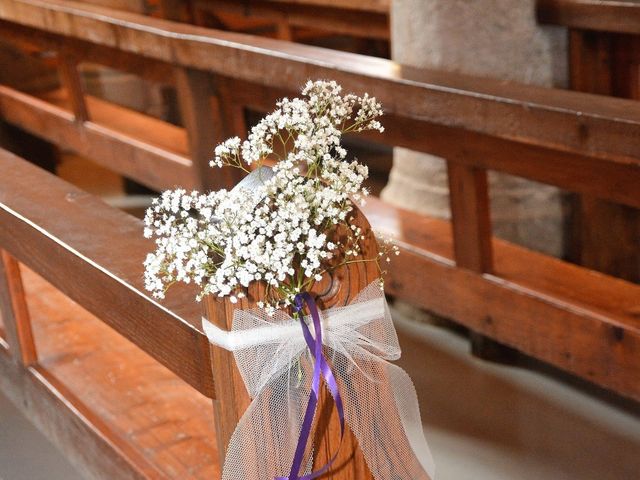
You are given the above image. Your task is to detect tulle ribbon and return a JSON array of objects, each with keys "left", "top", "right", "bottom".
[{"left": 202, "top": 282, "right": 436, "bottom": 480}]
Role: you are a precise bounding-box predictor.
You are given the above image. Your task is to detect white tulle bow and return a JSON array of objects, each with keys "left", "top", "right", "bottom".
[{"left": 202, "top": 281, "right": 435, "bottom": 480}]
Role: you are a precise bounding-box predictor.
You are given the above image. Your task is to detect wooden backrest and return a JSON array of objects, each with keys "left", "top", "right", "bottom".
[
  {"left": 1, "top": 0, "right": 639, "bottom": 202},
  {"left": 1, "top": 0, "right": 640, "bottom": 406}
]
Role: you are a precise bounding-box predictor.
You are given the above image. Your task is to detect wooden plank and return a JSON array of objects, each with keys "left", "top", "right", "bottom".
[
  {"left": 447, "top": 163, "right": 504, "bottom": 359},
  {"left": 538, "top": 0, "right": 640, "bottom": 35},
  {"left": 215, "top": 78, "right": 640, "bottom": 210},
  {"left": 265, "top": 0, "right": 389, "bottom": 14},
  {"left": 56, "top": 52, "right": 89, "bottom": 122},
  {"left": 175, "top": 67, "right": 242, "bottom": 190},
  {"left": 447, "top": 163, "right": 493, "bottom": 273},
  {"left": 363, "top": 197, "right": 640, "bottom": 402},
  {"left": 0, "top": 250, "right": 37, "bottom": 365},
  {"left": 1, "top": 0, "right": 640, "bottom": 175},
  {"left": 0, "top": 354, "right": 152, "bottom": 480},
  {"left": 0, "top": 85, "right": 196, "bottom": 191},
  {"left": 0, "top": 20, "right": 176, "bottom": 86},
  {"left": 0, "top": 149, "right": 215, "bottom": 397},
  {"left": 0, "top": 267, "right": 219, "bottom": 479}
]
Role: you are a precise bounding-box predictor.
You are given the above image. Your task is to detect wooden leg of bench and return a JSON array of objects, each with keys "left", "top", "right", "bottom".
[
  {"left": 0, "top": 249, "right": 37, "bottom": 365},
  {"left": 447, "top": 162, "right": 512, "bottom": 362}
]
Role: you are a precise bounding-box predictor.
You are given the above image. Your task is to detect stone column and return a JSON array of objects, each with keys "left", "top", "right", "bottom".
[{"left": 382, "top": 0, "right": 568, "bottom": 256}]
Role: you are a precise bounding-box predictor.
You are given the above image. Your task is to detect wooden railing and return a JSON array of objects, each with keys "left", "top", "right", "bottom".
[{"left": 1, "top": 0, "right": 639, "bottom": 412}]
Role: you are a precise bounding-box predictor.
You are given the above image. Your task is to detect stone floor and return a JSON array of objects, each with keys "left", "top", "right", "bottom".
[
  {"left": 2, "top": 305, "right": 639, "bottom": 479},
  {"left": 395, "top": 311, "right": 640, "bottom": 480},
  {"left": 0, "top": 390, "right": 82, "bottom": 480}
]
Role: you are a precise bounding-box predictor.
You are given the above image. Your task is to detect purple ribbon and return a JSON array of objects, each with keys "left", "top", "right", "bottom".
[{"left": 275, "top": 292, "right": 346, "bottom": 480}]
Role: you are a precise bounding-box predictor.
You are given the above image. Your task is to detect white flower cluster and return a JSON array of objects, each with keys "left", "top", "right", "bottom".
[{"left": 144, "top": 80, "right": 386, "bottom": 311}]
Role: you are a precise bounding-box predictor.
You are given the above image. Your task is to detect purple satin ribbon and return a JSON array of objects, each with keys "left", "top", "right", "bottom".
[{"left": 275, "top": 292, "right": 345, "bottom": 480}]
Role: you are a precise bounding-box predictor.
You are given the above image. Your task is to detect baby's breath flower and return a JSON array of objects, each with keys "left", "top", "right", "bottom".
[{"left": 144, "top": 80, "right": 389, "bottom": 310}]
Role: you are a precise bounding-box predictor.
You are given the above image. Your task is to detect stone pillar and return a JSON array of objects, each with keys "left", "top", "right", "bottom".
[{"left": 383, "top": 0, "right": 568, "bottom": 256}]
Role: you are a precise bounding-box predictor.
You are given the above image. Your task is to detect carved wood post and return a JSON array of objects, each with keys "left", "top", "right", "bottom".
[{"left": 201, "top": 207, "right": 377, "bottom": 479}]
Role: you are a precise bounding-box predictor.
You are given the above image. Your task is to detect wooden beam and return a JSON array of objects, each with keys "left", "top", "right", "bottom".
[
  {"left": 193, "top": 0, "right": 389, "bottom": 40},
  {"left": 175, "top": 67, "right": 242, "bottom": 190},
  {"left": 219, "top": 78, "right": 640, "bottom": 210},
  {"left": 0, "top": 20, "right": 176, "bottom": 86},
  {"left": 447, "top": 163, "right": 493, "bottom": 273},
  {"left": 363, "top": 197, "right": 640, "bottom": 401},
  {"left": 265, "top": 0, "right": 389, "bottom": 14},
  {"left": 0, "top": 250, "right": 36, "bottom": 365},
  {"left": 0, "top": 357, "right": 154, "bottom": 480},
  {"left": 568, "top": 29, "right": 640, "bottom": 281}
]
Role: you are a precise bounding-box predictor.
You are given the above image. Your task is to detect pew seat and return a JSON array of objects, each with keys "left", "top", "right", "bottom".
[{"left": 0, "top": 267, "right": 219, "bottom": 479}]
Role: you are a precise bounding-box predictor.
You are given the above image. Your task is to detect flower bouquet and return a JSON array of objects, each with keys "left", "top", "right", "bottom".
[{"left": 143, "top": 81, "right": 434, "bottom": 480}]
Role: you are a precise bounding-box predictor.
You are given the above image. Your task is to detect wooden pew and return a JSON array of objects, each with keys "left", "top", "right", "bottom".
[
  {"left": 0, "top": 0, "right": 639, "bottom": 407},
  {"left": 0, "top": 147, "right": 380, "bottom": 478},
  {"left": 188, "top": 0, "right": 389, "bottom": 42},
  {"left": 538, "top": 0, "right": 640, "bottom": 282}
]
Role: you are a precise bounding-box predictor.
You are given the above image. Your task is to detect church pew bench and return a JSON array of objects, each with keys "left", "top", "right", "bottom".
[
  {"left": 0, "top": 147, "right": 382, "bottom": 479},
  {"left": 187, "top": 0, "right": 389, "bottom": 42},
  {"left": 0, "top": 0, "right": 639, "bottom": 406}
]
